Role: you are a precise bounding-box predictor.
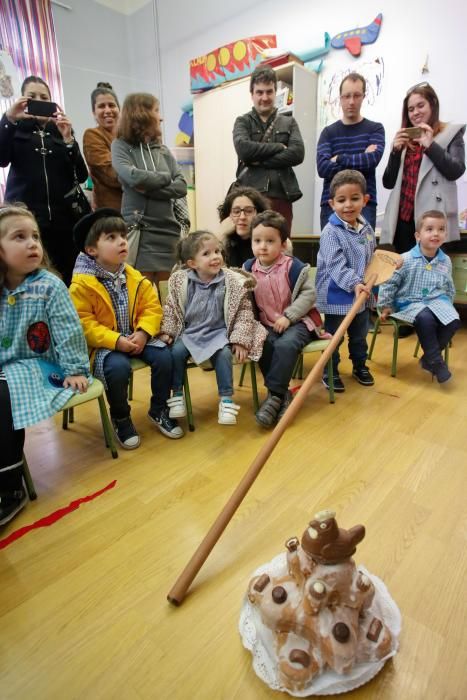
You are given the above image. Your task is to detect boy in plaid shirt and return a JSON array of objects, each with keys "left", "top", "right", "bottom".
[
  {"left": 378, "top": 210, "right": 460, "bottom": 383},
  {"left": 316, "top": 170, "right": 375, "bottom": 392}
]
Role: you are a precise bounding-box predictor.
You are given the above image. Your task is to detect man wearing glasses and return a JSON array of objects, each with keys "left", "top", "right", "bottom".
[
  {"left": 233, "top": 66, "right": 305, "bottom": 234},
  {"left": 317, "top": 72, "right": 385, "bottom": 230}
]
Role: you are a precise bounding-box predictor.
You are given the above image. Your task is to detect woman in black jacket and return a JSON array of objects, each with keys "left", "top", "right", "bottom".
[{"left": 0, "top": 76, "right": 88, "bottom": 284}]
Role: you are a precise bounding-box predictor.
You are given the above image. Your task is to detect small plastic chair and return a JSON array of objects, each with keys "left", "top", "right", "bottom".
[
  {"left": 61, "top": 378, "right": 118, "bottom": 458},
  {"left": 292, "top": 339, "right": 335, "bottom": 403},
  {"left": 368, "top": 313, "right": 449, "bottom": 377}
]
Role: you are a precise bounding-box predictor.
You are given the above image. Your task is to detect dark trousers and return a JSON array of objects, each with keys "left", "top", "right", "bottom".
[
  {"left": 413, "top": 308, "right": 461, "bottom": 364},
  {"left": 259, "top": 322, "right": 314, "bottom": 395},
  {"left": 39, "top": 219, "right": 79, "bottom": 287},
  {"left": 103, "top": 345, "right": 172, "bottom": 420},
  {"left": 0, "top": 382, "right": 25, "bottom": 469},
  {"left": 268, "top": 198, "right": 293, "bottom": 235},
  {"left": 320, "top": 203, "right": 377, "bottom": 231},
  {"left": 393, "top": 219, "right": 416, "bottom": 254},
  {"left": 324, "top": 309, "right": 370, "bottom": 376},
  {"left": 0, "top": 381, "right": 25, "bottom": 495}
]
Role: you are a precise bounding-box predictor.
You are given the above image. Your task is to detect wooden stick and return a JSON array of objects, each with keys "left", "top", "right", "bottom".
[{"left": 167, "top": 280, "right": 377, "bottom": 606}]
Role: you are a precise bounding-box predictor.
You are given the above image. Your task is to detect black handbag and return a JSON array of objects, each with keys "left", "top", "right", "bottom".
[{"left": 64, "top": 168, "right": 92, "bottom": 222}]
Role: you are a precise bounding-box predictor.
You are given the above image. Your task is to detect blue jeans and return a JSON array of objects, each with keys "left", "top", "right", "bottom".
[
  {"left": 324, "top": 309, "right": 370, "bottom": 376},
  {"left": 103, "top": 345, "right": 172, "bottom": 420},
  {"left": 171, "top": 339, "right": 234, "bottom": 397},
  {"left": 320, "top": 203, "right": 377, "bottom": 231},
  {"left": 413, "top": 308, "right": 460, "bottom": 364},
  {"left": 259, "top": 322, "right": 314, "bottom": 395}
]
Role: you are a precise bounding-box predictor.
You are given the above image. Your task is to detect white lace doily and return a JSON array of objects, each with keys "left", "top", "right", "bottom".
[{"left": 239, "top": 553, "right": 402, "bottom": 696}]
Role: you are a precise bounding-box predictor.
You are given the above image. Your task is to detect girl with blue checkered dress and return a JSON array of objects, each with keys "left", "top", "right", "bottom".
[{"left": 0, "top": 205, "right": 90, "bottom": 526}]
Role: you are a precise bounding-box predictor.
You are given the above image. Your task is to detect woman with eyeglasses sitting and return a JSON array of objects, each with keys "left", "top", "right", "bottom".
[
  {"left": 216, "top": 186, "right": 271, "bottom": 267},
  {"left": 381, "top": 83, "right": 465, "bottom": 254}
]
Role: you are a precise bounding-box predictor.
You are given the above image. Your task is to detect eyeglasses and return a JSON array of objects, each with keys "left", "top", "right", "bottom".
[
  {"left": 406, "top": 81, "right": 430, "bottom": 95},
  {"left": 231, "top": 206, "right": 256, "bottom": 217},
  {"left": 340, "top": 93, "right": 364, "bottom": 101}
]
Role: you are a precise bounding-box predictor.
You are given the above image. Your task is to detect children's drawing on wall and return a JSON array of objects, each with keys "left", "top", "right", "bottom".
[{"left": 318, "top": 57, "right": 384, "bottom": 131}]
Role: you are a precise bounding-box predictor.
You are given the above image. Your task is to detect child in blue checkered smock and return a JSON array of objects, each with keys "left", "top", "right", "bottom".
[
  {"left": 316, "top": 170, "right": 376, "bottom": 393},
  {"left": 378, "top": 210, "right": 461, "bottom": 383},
  {"left": 0, "top": 204, "right": 90, "bottom": 527}
]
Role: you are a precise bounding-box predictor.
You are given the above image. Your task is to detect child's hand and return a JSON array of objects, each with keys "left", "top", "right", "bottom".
[
  {"left": 158, "top": 333, "right": 173, "bottom": 345},
  {"left": 394, "top": 255, "right": 404, "bottom": 270},
  {"left": 354, "top": 283, "right": 371, "bottom": 298},
  {"left": 116, "top": 335, "right": 139, "bottom": 354},
  {"left": 273, "top": 316, "right": 291, "bottom": 334},
  {"left": 63, "top": 375, "right": 88, "bottom": 393},
  {"left": 232, "top": 343, "right": 248, "bottom": 362},
  {"left": 127, "top": 330, "right": 148, "bottom": 355},
  {"left": 380, "top": 307, "right": 392, "bottom": 321}
]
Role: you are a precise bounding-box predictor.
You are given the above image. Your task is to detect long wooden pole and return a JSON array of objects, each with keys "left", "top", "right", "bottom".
[{"left": 167, "top": 283, "right": 376, "bottom": 606}]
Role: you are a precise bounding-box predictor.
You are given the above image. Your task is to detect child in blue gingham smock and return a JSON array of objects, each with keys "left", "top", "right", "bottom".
[
  {"left": 316, "top": 170, "right": 376, "bottom": 393},
  {"left": 378, "top": 210, "right": 460, "bottom": 384},
  {"left": 0, "top": 204, "right": 90, "bottom": 527}
]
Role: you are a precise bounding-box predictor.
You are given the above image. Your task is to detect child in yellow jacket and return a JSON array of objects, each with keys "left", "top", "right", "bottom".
[{"left": 70, "top": 208, "right": 184, "bottom": 449}]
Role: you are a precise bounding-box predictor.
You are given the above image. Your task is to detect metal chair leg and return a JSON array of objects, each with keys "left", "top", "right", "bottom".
[
  {"left": 184, "top": 370, "right": 195, "bottom": 432},
  {"left": 326, "top": 357, "right": 335, "bottom": 404},
  {"left": 22, "top": 453, "right": 37, "bottom": 500},
  {"left": 62, "top": 408, "right": 69, "bottom": 430},
  {"left": 238, "top": 363, "right": 247, "bottom": 387},
  {"left": 98, "top": 395, "right": 118, "bottom": 459},
  {"left": 128, "top": 371, "right": 134, "bottom": 401},
  {"left": 368, "top": 317, "right": 381, "bottom": 359},
  {"left": 391, "top": 321, "right": 400, "bottom": 377},
  {"left": 249, "top": 362, "right": 259, "bottom": 413}
]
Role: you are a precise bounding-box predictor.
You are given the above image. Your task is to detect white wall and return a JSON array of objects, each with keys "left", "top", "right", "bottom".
[{"left": 155, "top": 0, "right": 467, "bottom": 230}]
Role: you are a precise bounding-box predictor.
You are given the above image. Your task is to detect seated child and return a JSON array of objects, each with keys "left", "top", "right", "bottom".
[
  {"left": 0, "top": 203, "right": 90, "bottom": 526},
  {"left": 316, "top": 170, "right": 375, "bottom": 393},
  {"left": 378, "top": 210, "right": 460, "bottom": 383},
  {"left": 159, "top": 231, "right": 266, "bottom": 425},
  {"left": 70, "top": 208, "right": 183, "bottom": 449},
  {"left": 243, "top": 210, "right": 330, "bottom": 428}
]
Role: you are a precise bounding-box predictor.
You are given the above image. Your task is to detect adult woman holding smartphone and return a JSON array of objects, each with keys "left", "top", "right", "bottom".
[
  {"left": 0, "top": 75, "right": 88, "bottom": 284},
  {"left": 381, "top": 83, "right": 465, "bottom": 254},
  {"left": 83, "top": 82, "right": 122, "bottom": 210}
]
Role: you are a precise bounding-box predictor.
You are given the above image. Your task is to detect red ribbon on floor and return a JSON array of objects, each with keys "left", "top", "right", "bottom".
[{"left": 0, "top": 480, "right": 117, "bottom": 550}]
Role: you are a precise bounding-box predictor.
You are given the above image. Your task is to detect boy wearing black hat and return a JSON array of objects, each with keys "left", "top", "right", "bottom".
[{"left": 70, "top": 208, "right": 183, "bottom": 448}]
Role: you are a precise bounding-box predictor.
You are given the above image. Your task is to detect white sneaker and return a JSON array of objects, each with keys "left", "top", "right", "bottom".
[
  {"left": 167, "top": 393, "right": 187, "bottom": 418},
  {"left": 218, "top": 398, "right": 240, "bottom": 425}
]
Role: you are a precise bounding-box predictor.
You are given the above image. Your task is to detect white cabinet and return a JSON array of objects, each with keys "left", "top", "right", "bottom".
[{"left": 193, "top": 62, "right": 317, "bottom": 236}]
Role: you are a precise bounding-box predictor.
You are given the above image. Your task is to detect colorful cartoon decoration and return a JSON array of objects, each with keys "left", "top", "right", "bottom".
[
  {"left": 175, "top": 106, "right": 194, "bottom": 146},
  {"left": 331, "top": 14, "right": 383, "bottom": 57},
  {"left": 190, "top": 35, "right": 276, "bottom": 93}
]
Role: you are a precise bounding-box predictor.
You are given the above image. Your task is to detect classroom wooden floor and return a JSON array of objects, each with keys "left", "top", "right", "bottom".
[{"left": 1, "top": 324, "right": 466, "bottom": 700}]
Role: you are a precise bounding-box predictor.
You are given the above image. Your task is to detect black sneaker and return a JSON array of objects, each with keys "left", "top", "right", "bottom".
[
  {"left": 0, "top": 489, "right": 27, "bottom": 526},
  {"left": 112, "top": 416, "right": 140, "bottom": 450},
  {"left": 352, "top": 366, "right": 375, "bottom": 386},
  {"left": 148, "top": 408, "right": 184, "bottom": 439},
  {"left": 322, "top": 375, "right": 345, "bottom": 392}
]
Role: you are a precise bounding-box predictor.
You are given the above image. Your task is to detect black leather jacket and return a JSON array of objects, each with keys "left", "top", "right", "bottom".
[
  {"left": 232, "top": 108, "right": 304, "bottom": 202},
  {"left": 0, "top": 113, "right": 87, "bottom": 225}
]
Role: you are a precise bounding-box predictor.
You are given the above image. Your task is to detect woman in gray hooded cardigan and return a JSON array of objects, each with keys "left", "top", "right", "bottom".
[{"left": 111, "top": 93, "right": 187, "bottom": 284}]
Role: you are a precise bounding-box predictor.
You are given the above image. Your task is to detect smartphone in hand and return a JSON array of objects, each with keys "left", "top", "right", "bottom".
[
  {"left": 403, "top": 126, "right": 423, "bottom": 139},
  {"left": 27, "top": 99, "right": 57, "bottom": 118}
]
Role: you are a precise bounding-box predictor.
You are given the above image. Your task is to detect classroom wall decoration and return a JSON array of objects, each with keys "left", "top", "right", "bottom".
[
  {"left": 189, "top": 34, "right": 276, "bottom": 93},
  {"left": 331, "top": 14, "right": 383, "bottom": 57},
  {"left": 318, "top": 57, "right": 385, "bottom": 130}
]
